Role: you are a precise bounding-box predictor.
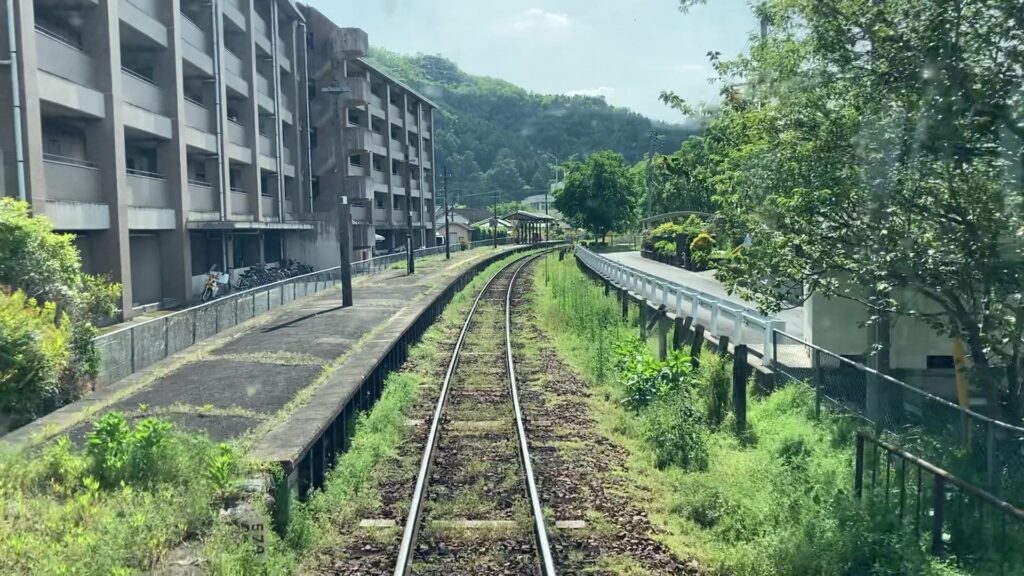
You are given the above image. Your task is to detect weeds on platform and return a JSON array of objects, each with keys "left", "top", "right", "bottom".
[
  {"left": 0, "top": 412, "right": 248, "bottom": 575},
  {"left": 531, "top": 253, "right": 966, "bottom": 576}
]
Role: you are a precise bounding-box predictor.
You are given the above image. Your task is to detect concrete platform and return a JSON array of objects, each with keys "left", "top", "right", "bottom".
[{"left": 2, "top": 246, "right": 525, "bottom": 450}]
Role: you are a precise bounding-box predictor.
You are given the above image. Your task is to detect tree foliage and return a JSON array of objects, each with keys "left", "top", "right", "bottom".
[
  {"left": 555, "top": 151, "right": 637, "bottom": 240},
  {"left": 667, "top": 0, "right": 1024, "bottom": 419},
  {"left": 367, "top": 48, "right": 698, "bottom": 207},
  {"left": 0, "top": 199, "right": 120, "bottom": 428}
]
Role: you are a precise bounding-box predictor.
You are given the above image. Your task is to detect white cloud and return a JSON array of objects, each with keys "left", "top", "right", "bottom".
[
  {"left": 565, "top": 86, "right": 616, "bottom": 99},
  {"left": 506, "top": 9, "right": 573, "bottom": 33}
]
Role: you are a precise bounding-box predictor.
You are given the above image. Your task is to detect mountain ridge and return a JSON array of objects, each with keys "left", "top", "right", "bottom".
[{"left": 366, "top": 48, "right": 696, "bottom": 206}]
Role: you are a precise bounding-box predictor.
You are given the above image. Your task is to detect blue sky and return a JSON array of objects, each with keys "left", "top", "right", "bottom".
[{"left": 303, "top": 0, "right": 757, "bottom": 124}]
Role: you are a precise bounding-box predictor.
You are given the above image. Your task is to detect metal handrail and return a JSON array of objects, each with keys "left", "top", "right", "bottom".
[
  {"left": 126, "top": 168, "right": 166, "bottom": 180},
  {"left": 187, "top": 179, "right": 213, "bottom": 188},
  {"left": 575, "top": 245, "right": 783, "bottom": 360},
  {"left": 42, "top": 153, "right": 97, "bottom": 169},
  {"left": 121, "top": 66, "right": 158, "bottom": 87},
  {"left": 780, "top": 330, "right": 1024, "bottom": 435},
  {"left": 34, "top": 25, "right": 88, "bottom": 54}
]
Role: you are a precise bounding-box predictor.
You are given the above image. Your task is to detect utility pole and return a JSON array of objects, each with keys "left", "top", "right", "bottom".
[
  {"left": 645, "top": 129, "right": 661, "bottom": 220},
  {"left": 492, "top": 188, "right": 498, "bottom": 248},
  {"left": 443, "top": 165, "right": 451, "bottom": 260},
  {"left": 322, "top": 84, "right": 353, "bottom": 307}
]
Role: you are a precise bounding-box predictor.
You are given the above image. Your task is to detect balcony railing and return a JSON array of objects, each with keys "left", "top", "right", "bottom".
[
  {"left": 122, "top": 67, "right": 165, "bottom": 114},
  {"left": 227, "top": 120, "right": 248, "bottom": 146},
  {"left": 184, "top": 97, "right": 213, "bottom": 132},
  {"left": 35, "top": 26, "right": 98, "bottom": 88},
  {"left": 259, "top": 133, "right": 276, "bottom": 156},
  {"left": 43, "top": 154, "right": 103, "bottom": 203},
  {"left": 223, "top": 49, "right": 244, "bottom": 76},
  {"left": 180, "top": 13, "right": 209, "bottom": 52},
  {"left": 188, "top": 179, "right": 218, "bottom": 212},
  {"left": 126, "top": 168, "right": 170, "bottom": 208}
]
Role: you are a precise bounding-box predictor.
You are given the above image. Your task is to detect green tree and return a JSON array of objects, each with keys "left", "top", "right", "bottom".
[
  {"left": 669, "top": 0, "right": 1024, "bottom": 419},
  {"left": 0, "top": 199, "right": 120, "bottom": 427},
  {"left": 555, "top": 151, "right": 637, "bottom": 242},
  {"left": 485, "top": 155, "right": 526, "bottom": 202}
]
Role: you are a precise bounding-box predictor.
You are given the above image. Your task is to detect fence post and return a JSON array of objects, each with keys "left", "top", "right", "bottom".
[
  {"left": 932, "top": 474, "right": 945, "bottom": 557},
  {"left": 987, "top": 422, "right": 999, "bottom": 496},
  {"left": 866, "top": 369, "right": 881, "bottom": 428},
  {"left": 854, "top": 433, "right": 865, "bottom": 501},
  {"left": 710, "top": 301, "right": 720, "bottom": 334},
  {"left": 733, "top": 344, "right": 748, "bottom": 436},
  {"left": 604, "top": 280, "right": 610, "bottom": 296},
  {"left": 640, "top": 299, "right": 649, "bottom": 339},
  {"left": 691, "top": 293, "right": 699, "bottom": 318},
  {"left": 732, "top": 311, "right": 743, "bottom": 344},
  {"left": 658, "top": 318, "right": 668, "bottom": 361},
  {"left": 718, "top": 335, "right": 730, "bottom": 356},
  {"left": 813, "top": 348, "right": 823, "bottom": 419},
  {"left": 673, "top": 316, "right": 686, "bottom": 350},
  {"left": 690, "top": 325, "right": 705, "bottom": 366},
  {"left": 621, "top": 288, "right": 629, "bottom": 320},
  {"left": 675, "top": 289, "right": 683, "bottom": 317}
]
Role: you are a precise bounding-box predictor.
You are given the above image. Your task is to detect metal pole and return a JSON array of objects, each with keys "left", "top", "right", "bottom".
[
  {"left": 338, "top": 196, "right": 353, "bottom": 307},
  {"left": 443, "top": 165, "right": 450, "bottom": 260},
  {"left": 492, "top": 187, "right": 498, "bottom": 248}
]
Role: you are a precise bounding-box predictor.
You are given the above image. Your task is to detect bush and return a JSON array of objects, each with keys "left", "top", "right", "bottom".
[
  {"left": 0, "top": 199, "right": 120, "bottom": 429},
  {"left": 690, "top": 232, "right": 716, "bottom": 268},
  {"left": 0, "top": 290, "right": 72, "bottom": 427},
  {"left": 696, "top": 351, "right": 731, "bottom": 428},
  {"left": 641, "top": 388, "right": 710, "bottom": 470},
  {"left": 654, "top": 239, "right": 676, "bottom": 258},
  {"left": 651, "top": 221, "right": 685, "bottom": 238},
  {"left": 615, "top": 338, "right": 693, "bottom": 410}
]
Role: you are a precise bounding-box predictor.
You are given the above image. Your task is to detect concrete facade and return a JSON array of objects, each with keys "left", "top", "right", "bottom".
[
  {"left": 301, "top": 6, "right": 437, "bottom": 262},
  {"left": 0, "top": 0, "right": 324, "bottom": 317}
]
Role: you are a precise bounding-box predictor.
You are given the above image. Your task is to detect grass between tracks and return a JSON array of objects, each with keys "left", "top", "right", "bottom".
[{"left": 530, "top": 253, "right": 969, "bottom": 576}]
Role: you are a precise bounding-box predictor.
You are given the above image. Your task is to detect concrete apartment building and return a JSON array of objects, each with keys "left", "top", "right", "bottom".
[
  {"left": 300, "top": 6, "right": 437, "bottom": 262},
  {"left": 0, "top": 0, "right": 432, "bottom": 319}
]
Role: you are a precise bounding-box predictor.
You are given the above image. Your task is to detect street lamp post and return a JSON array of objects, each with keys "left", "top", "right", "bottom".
[
  {"left": 322, "top": 85, "right": 353, "bottom": 307},
  {"left": 443, "top": 165, "right": 451, "bottom": 260}
]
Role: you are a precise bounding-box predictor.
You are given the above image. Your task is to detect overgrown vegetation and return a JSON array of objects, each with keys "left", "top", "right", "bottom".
[
  {"left": 0, "top": 413, "right": 247, "bottom": 575},
  {"left": 533, "top": 254, "right": 972, "bottom": 576},
  {"left": 0, "top": 199, "right": 121, "bottom": 430}
]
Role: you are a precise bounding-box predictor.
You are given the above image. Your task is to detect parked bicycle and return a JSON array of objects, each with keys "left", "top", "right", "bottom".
[{"left": 232, "top": 260, "right": 316, "bottom": 291}]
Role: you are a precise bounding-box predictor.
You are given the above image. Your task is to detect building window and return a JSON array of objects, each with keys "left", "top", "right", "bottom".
[
  {"left": 927, "top": 355, "right": 956, "bottom": 369},
  {"left": 392, "top": 196, "right": 400, "bottom": 210},
  {"left": 375, "top": 195, "right": 384, "bottom": 209},
  {"left": 372, "top": 156, "right": 383, "bottom": 172},
  {"left": 391, "top": 160, "right": 400, "bottom": 176},
  {"left": 349, "top": 155, "right": 362, "bottom": 167},
  {"left": 347, "top": 109, "right": 360, "bottom": 126}
]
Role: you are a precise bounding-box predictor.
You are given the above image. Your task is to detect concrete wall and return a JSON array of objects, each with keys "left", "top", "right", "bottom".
[
  {"left": 129, "top": 234, "right": 163, "bottom": 306},
  {"left": 285, "top": 217, "right": 341, "bottom": 270}
]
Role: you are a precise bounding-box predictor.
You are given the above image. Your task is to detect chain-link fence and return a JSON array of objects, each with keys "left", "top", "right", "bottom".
[{"left": 773, "top": 329, "right": 1024, "bottom": 506}]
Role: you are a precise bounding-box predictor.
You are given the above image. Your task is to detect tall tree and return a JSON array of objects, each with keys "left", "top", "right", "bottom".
[
  {"left": 668, "top": 0, "right": 1024, "bottom": 419},
  {"left": 555, "top": 151, "right": 637, "bottom": 241}
]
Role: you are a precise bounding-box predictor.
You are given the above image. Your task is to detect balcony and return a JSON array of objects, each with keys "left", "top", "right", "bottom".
[
  {"left": 122, "top": 68, "right": 166, "bottom": 115},
  {"left": 221, "top": 0, "right": 246, "bottom": 30},
  {"left": 253, "top": 13, "right": 271, "bottom": 52},
  {"left": 43, "top": 154, "right": 103, "bottom": 203},
  {"left": 230, "top": 189, "right": 251, "bottom": 215},
  {"left": 277, "top": 40, "right": 292, "bottom": 71},
  {"left": 344, "top": 128, "right": 372, "bottom": 152},
  {"left": 127, "top": 169, "right": 170, "bottom": 208},
  {"left": 35, "top": 26, "right": 99, "bottom": 89},
  {"left": 256, "top": 74, "right": 274, "bottom": 111},
  {"left": 260, "top": 194, "right": 278, "bottom": 219},
  {"left": 180, "top": 13, "right": 213, "bottom": 72},
  {"left": 345, "top": 176, "right": 372, "bottom": 201},
  {"left": 120, "top": 0, "right": 167, "bottom": 47},
  {"left": 411, "top": 212, "right": 421, "bottom": 225},
  {"left": 227, "top": 120, "right": 248, "bottom": 147},
  {"left": 223, "top": 49, "right": 248, "bottom": 94},
  {"left": 188, "top": 179, "right": 218, "bottom": 213},
  {"left": 259, "top": 133, "right": 276, "bottom": 157},
  {"left": 350, "top": 204, "right": 368, "bottom": 223},
  {"left": 184, "top": 98, "right": 213, "bottom": 132},
  {"left": 282, "top": 146, "right": 295, "bottom": 166},
  {"left": 371, "top": 131, "right": 386, "bottom": 149},
  {"left": 333, "top": 28, "right": 369, "bottom": 58},
  {"left": 373, "top": 207, "right": 387, "bottom": 222}
]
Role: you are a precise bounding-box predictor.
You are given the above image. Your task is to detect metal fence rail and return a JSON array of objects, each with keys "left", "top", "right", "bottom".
[
  {"left": 775, "top": 330, "right": 1024, "bottom": 504},
  {"left": 855, "top": 432, "right": 1024, "bottom": 572},
  {"left": 94, "top": 240, "right": 516, "bottom": 386},
  {"left": 576, "top": 245, "right": 785, "bottom": 361}
]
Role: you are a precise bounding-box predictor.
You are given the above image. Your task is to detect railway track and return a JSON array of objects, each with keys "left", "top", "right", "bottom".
[{"left": 393, "top": 251, "right": 556, "bottom": 576}]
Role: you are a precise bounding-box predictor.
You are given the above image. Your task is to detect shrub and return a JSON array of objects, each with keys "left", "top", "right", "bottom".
[
  {"left": 0, "top": 199, "right": 120, "bottom": 428},
  {"left": 651, "top": 221, "right": 685, "bottom": 238},
  {"left": 696, "top": 351, "right": 731, "bottom": 428},
  {"left": 641, "top": 388, "right": 710, "bottom": 470},
  {"left": 615, "top": 338, "right": 693, "bottom": 410},
  {"left": 654, "top": 239, "right": 676, "bottom": 258},
  {"left": 0, "top": 290, "right": 72, "bottom": 427},
  {"left": 690, "top": 232, "right": 716, "bottom": 267}
]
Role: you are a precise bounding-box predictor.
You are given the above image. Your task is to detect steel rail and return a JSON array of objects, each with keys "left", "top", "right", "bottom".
[
  {"left": 393, "top": 250, "right": 555, "bottom": 575},
  {"left": 506, "top": 254, "right": 558, "bottom": 575}
]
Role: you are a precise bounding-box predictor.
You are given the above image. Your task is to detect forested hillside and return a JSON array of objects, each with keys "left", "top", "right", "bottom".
[{"left": 367, "top": 48, "right": 696, "bottom": 207}]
